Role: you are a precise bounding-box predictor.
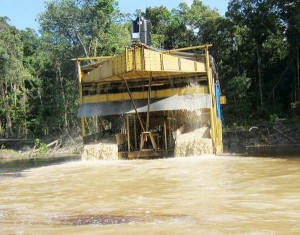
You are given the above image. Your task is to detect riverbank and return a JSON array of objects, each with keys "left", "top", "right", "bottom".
[
  {"left": 1, "top": 119, "right": 299, "bottom": 160},
  {"left": 223, "top": 119, "right": 300, "bottom": 148},
  {"left": 0, "top": 132, "right": 84, "bottom": 160}
]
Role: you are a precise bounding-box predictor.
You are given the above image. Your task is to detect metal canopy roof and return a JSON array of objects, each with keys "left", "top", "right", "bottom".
[{"left": 78, "top": 94, "right": 211, "bottom": 117}]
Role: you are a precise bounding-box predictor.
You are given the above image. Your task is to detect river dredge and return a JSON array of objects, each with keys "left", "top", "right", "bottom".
[{"left": 73, "top": 18, "right": 225, "bottom": 160}]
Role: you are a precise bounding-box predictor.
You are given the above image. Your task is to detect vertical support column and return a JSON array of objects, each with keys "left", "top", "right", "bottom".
[
  {"left": 168, "top": 111, "right": 172, "bottom": 148},
  {"left": 94, "top": 116, "right": 98, "bottom": 134},
  {"left": 205, "top": 46, "right": 217, "bottom": 154},
  {"left": 125, "top": 47, "right": 128, "bottom": 71},
  {"left": 142, "top": 46, "right": 145, "bottom": 70},
  {"left": 134, "top": 114, "right": 137, "bottom": 150},
  {"left": 146, "top": 72, "right": 152, "bottom": 132},
  {"left": 296, "top": 40, "right": 300, "bottom": 103},
  {"left": 126, "top": 115, "right": 131, "bottom": 152},
  {"left": 133, "top": 46, "right": 136, "bottom": 70},
  {"left": 76, "top": 60, "right": 86, "bottom": 137},
  {"left": 205, "top": 45, "right": 223, "bottom": 154},
  {"left": 164, "top": 119, "right": 168, "bottom": 150},
  {"left": 121, "top": 77, "right": 145, "bottom": 132}
]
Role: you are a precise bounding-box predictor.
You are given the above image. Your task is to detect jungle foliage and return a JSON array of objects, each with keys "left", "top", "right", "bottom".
[{"left": 0, "top": 0, "right": 299, "bottom": 138}]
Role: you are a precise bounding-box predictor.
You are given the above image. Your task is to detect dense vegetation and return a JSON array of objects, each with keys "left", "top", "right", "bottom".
[{"left": 0, "top": 0, "right": 299, "bottom": 138}]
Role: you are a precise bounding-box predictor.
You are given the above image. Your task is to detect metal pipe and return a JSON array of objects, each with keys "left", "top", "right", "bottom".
[
  {"left": 161, "top": 44, "right": 213, "bottom": 54},
  {"left": 126, "top": 115, "right": 131, "bottom": 152},
  {"left": 71, "top": 56, "right": 113, "bottom": 61},
  {"left": 120, "top": 77, "right": 145, "bottom": 132},
  {"left": 76, "top": 60, "right": 86, "bottom": 137},
  {"left": 146, "top": 73, "right": 152, "bottom": 132},
  {"left": 134, "top": 115, "right": 137, "bottom": 150},
  {"left": 164, "top": 119, "right": 168, "bottom": 150},
  {"left": 205, "top": 45, "right": 216, "bottom": 154}
]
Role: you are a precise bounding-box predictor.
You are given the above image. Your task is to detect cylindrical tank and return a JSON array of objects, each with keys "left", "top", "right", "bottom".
[{"left": 131, "top": 17, "right": 152, "bottom": 46}]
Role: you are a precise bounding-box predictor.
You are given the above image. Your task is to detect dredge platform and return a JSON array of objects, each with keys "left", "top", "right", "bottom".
[{"left": 73, "top": 42, "right": 224, "bottom": 159}]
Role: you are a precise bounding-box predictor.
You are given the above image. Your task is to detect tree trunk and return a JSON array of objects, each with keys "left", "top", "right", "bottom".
[
  {"left": 0, "top": 82, "right": 13, "bottom": 137},
  {"left": 56, "top": 62, "right": 69, "bottom": 131},
  {"left": 22, "top": 78, "right": 28, "bottom": 138},
  {"left": 296, "top": 39, "right": 300, "bottom": 103},
  {"left": 256, "top": 41, "right": 264, "bottom": 109},
  {"left": 76, "top": 33, "right": 90, "bottom": 57}
]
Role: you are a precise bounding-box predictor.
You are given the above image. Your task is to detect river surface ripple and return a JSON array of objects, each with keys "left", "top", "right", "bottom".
[{"left": 1, "top": 153, "right": 300, "bottom": 234}]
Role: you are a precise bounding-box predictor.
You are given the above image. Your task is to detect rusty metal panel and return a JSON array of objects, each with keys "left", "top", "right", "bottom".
[
  {"left": 83, "top": 60, "right": 113, "bottom": 83},
  {"left": 134, "top": 48, "right": 143, "bottom": 70},
  {"left": 162, "top": 54, "right": 180, "bottom": 71},
  {"left": 180, "top": 58, "right": 198, "bottom": 72},
  {"left": 126, "top": 49, "right": 133, "bottom": 71},
  {"left": 113, "top": 53, "right": 127, "bottom": 74},
  {"left": 144, "top": 48, "right": 161, "bottom": 71},
  {"left": 196, "top": 61, "right": 206, "bottom": 72}
]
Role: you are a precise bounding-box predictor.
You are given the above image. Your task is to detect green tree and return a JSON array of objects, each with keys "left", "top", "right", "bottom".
[
  {"left": 276, "top": 0, "right": 300, "bottom": 111},
  {"left": 0, "top": 17, "right": 31, "bottom": 137},
  {"left": 38, "top": 0, "right": 130, "bottom": 133},
  {"left": 143, "top": 6, "right": 173, "bottom": 48},
  {"left": 227, "top": 0, "right": 281, "bottom": 109},
  {"left": 226, "top": 74, "right": 253, "bottom": 123},
  {"left": 39, "top": 0, "right": 129, "bottom": 57}
]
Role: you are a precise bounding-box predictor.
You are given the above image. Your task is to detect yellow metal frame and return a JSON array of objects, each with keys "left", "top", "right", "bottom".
[
  {"left": 76, "top": 60, "right": 86, "bottom": 137},
  {"left": 161, "top": 44, "right": 213, "bottom": 54},
  {"left": 204, "top": 45, "right": 223, "bottom": 154},
  {"left": 220, "top": 96, "right": 227, "bottom": 105},
  {"left": 82, "top": 86, "right": 208, "bottom": 104},
  {"left": 74, "top": 44, "right": 223, "bottom": 155},
  {"left": 71, "top": 56, "right": 113, "bottom": 61},
  {"left": 79, "top": 46, "right": 207, "bottom": 84}
]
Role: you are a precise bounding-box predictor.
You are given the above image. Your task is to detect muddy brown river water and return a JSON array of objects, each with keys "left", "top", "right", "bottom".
[{"left": 1, "top": 150, "right": 300, "bottom": 234}]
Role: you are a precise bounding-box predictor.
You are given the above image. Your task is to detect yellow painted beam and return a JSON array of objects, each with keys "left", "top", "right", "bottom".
[
  {"left": 76, "top": 60, "right": 86, "bottom": 137},
  {"left": 220, "top": 96, "right": 227, "bottom": 105},
  {"left": 71, "top": 56, "right": 113, "bottom": 61},
  {"left": 82, "top": 86, "right": 208, "bottom": 104},
  {"left": 204, "top": 45, "right": 223, "bottom": 154},
  {"left": 81, "top": 47, "right": 207, "bottom": 83},
  {"left": 205, "top": 46, "right": 216, "bottom": 153},
  {"left": 161, "top": 44, "right": 213, "bottom": 54}
]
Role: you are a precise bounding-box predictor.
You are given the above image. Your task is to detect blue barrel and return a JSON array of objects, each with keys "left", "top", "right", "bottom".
[{"left": 215, "top": 83, "right": 222, "bottom": 121}]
